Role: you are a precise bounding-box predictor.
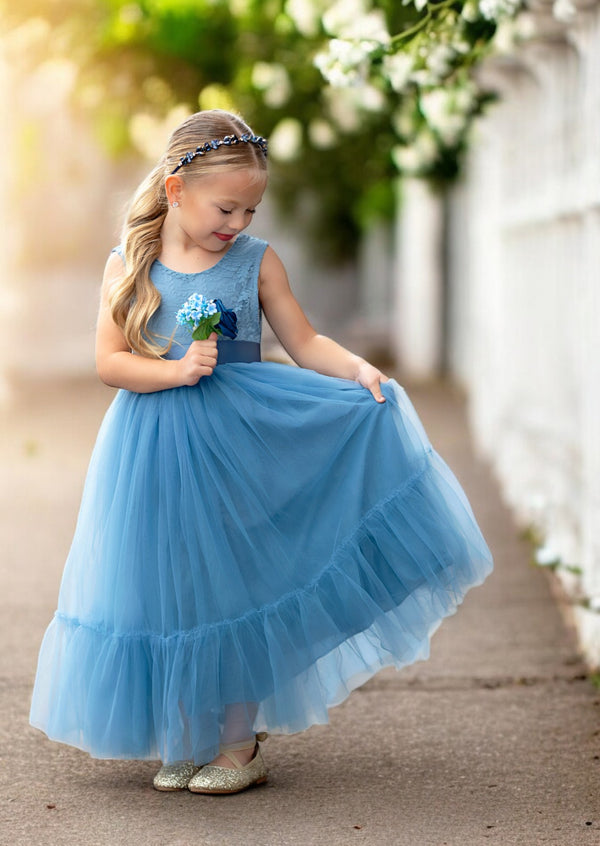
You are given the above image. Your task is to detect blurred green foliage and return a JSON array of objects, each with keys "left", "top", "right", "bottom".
[{"left": 1, "top": 0, "right": 500, "bottom": 262}]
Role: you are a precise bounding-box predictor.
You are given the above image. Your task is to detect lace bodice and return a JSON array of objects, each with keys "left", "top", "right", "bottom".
[{"left": 113, "top": 234, "right": 268, "bottom": 360}]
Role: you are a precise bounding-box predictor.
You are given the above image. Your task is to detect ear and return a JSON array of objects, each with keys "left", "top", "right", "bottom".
[{"left": 165, "top": 174, "right": 185, "bottom": 206}]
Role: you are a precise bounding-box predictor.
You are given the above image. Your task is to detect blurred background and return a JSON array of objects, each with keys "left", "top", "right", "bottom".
[{"left": 1, "top": 0, "right": 599, "bottom": 665}]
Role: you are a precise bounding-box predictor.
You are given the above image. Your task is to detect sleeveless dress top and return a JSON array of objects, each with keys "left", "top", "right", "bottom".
[
  {"left": 146, "top": 233, "right": 265, "bottom": 363},
  {"left": 30, "top": 233, "right": 493, "bottom": 765}
]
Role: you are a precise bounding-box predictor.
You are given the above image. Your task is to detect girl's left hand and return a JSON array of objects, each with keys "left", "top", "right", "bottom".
[{"left": 356, "top": 361, "right": 389, "bottom": 403}]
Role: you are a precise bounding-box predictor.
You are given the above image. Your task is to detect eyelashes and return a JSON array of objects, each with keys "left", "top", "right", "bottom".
[{"left": 219, "top": 208, "right": 256, "bottom": 215}]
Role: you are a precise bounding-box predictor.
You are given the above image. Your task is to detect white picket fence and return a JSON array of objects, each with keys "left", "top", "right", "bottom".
[
  {"left": 396, "top": 1, "right": 600, "bottom": 664},
  {"left": 3, "top": 4, "right": 600, "bottom": 663}
]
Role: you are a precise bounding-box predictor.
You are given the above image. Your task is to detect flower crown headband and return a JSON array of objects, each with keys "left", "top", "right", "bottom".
[{"left": 170, "top": 133, "right": 268, "bottom": 174}]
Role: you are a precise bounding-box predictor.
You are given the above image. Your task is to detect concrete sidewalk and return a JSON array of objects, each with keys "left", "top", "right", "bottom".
[{"left": 1, "top": 376, "right": 598, "bottom": 846}]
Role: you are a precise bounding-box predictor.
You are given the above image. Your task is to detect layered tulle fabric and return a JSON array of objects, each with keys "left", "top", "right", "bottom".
[{"left": 30, "top": 363, "right": 492, "bottom": 764}]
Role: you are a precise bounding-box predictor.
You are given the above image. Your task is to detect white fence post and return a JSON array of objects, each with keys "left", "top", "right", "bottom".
[
  {"left": 446, "top": 3, "right": 600, "bottom": 665},
  {"left": 392, "top": 177, "right": 445, "bottom": 379}
]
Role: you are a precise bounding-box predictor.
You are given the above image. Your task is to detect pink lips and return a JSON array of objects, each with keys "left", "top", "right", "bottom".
[{"left": 214, "top": 233, "right": 234, "bottom": 242}]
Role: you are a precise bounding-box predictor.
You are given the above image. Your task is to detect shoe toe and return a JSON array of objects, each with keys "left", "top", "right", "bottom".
[
  {"left": 153, "top": 761, "right": 200, "bottom": 791},
  {"left": 188, "top": 751, "right": 268, "bottom": 794}
]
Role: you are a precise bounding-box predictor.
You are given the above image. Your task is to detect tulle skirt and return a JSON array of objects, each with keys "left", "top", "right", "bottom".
[{"left": 30, "top": 362, "right": 493, "bottom": 764}]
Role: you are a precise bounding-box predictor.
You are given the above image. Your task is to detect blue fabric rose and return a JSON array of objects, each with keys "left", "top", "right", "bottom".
[{"left": 213, "top": 299, "right": 238, "bottom": 339}]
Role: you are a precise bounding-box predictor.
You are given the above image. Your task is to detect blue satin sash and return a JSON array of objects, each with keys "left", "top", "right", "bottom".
[{"left": 216, "top": 340, "right": 261, "bottom": 365}]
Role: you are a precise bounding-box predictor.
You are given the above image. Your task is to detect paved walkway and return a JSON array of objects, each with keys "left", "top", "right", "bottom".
[{"left": 1, "top": 376, "right": 598, "bottom": 846}]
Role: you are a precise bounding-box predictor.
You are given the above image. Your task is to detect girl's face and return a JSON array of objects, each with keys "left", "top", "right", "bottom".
[{"left": 173, "top": 169, "right": 267, "bottom": 253}]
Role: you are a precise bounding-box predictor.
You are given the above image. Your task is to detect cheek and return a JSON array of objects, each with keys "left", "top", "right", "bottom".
[{"left": 187, "top": 203, "right": 216, "bottom": 227}]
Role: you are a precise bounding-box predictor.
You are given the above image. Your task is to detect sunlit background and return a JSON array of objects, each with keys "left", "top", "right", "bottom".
[
  {"left": 2, "top": 0, "right": 600, "bottom": 665},
  {"left": 0, "top": 0, "right": 514, "bottom": 384}
]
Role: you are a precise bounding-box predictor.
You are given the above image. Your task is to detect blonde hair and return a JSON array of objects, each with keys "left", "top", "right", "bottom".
[{"left": 109, "top": 110, "right": 268, "bottom": 358}]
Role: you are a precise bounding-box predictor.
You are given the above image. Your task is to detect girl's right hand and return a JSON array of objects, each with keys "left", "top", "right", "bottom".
[{"left": 177, "top": 334, "right": 218, "bottom": 385}]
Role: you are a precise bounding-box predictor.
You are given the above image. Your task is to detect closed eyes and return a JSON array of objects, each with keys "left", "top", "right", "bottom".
[{"left": 219, "top": 207, "right": 256, "bottom": 215}]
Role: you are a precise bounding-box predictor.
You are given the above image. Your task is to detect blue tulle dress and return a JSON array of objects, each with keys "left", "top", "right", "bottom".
[{"left": 30, "top": 233, "right": 493, "bottom": 764}]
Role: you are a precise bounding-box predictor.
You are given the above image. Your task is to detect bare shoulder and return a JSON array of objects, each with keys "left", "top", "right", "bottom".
[
  {"left": 104, "top": 249, "right": 125, "bottom": 276},
  {"left": 102, "top": 249, "right": 127, "bottom": 291}
]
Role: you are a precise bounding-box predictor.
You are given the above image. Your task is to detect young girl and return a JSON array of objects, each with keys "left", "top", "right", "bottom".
[{"left": 30, "top": 109, "right": 493, "bottom": 795}]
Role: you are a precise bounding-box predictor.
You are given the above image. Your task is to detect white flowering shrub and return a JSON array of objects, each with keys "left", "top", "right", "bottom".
[
  {"left": 8, "top": 0, "right": 578, "bottom": 260},
  {"left": 310, "top": 0, "right": 533, "bottom": 182}
]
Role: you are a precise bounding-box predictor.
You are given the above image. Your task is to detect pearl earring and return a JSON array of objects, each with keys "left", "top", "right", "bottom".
[{"left": 171, "top": 201, "right": 179, "bottom": 208}]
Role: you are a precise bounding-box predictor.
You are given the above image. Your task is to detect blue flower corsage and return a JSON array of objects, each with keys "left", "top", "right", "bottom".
[{"left": 175, "top": 293, "right": 238, "bottom": 341}]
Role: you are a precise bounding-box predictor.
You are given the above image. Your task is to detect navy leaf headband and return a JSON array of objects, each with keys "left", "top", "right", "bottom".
[{"left": 171, "top": 133, "right": 268, "bottom": 174}]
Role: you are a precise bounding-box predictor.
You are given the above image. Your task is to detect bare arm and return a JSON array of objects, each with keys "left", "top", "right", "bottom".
[
  {"left": 95, "top": 252, "right": 218, "bottom": 393},
  {"left": 259, "top": 246, "right": 388, "bottom": 402}
]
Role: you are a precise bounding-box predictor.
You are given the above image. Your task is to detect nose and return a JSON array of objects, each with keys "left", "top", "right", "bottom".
[{"left": 229, "top": 210, "right": 251, "bottom": 232}]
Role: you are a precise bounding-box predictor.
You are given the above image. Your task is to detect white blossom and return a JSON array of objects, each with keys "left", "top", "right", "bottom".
[
  {"left": 409, "top": 68, "right": 438, "bottom": 88},
  {"left": 479, "top": 0, "right": 521, "bottom": 22},
  {"left": 419, "top": 89, "right": 452, "bottom": 125},
  {"left": 453, "top": 85, "right": 477, "bottom": 113},
  {"left": 269, "top": 117, "right": 303, "bottom": 161},
  {"left": 356, "top": 82, "right": 386, "bottom": 112},
  {"left": 323, "top": 85, "right": 363, "bottom": 132},
  {"left": 534, "top": 545, "right": 561, "bottom": 567},
  {"left": 392, "top": 145, "right": 420, "bottom": 174},
  {"left": 322, "top": 0, "right": 390, "bottom": 44},
  {"left": 342, "top": 10, "right": 390, "bottom": 43},
  {"left": 285, "top": 0, "right": 329, "bottom": 36},
  {"left": 461, "top": 0, "right": 479, "bottom": 22},
  {"left": 314, "top": 38, "right": 373, "bottom": 87},
  {"left": 552, "top": 0, "right": 577, "bottom": 23},
  {"left": 426, "top": 44, "right": 456, "bottom": 79},
  {"left": 322, "top": 0, "right": 369, "bottom": 33},
  {"left": 438, "top": 113, "right": 466, "bottom": 146},
  {"left": 491, "top": 18, "right": 520, "bottom": 54},
  {"left": 321, "top": 78, "right": 385, "bottom": 129},
  {"left": 420, "top": 87, "right": 473, "bottom": 146},
  {"left": 308, "top": 118, "right": 337, "bottom": 148},
  {"left": 453, "top": 39, "right": 472, "bottom": 56},
  {"left": 381, "top": 53, "right": 413, "bottom": 93},
  {"left": 392, "top": 130, "right": 438, "bottom": 174},
  {"left": 251, "top": 62, "right": 292, "bottom": 108},
  {"left": 515, "top": 12, "right": 538, "bottom": 39}
]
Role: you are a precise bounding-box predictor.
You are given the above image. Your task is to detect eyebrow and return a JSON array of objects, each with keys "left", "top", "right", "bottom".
[
  {"left": 217, "top": 197, "right": 262, "bottom": 205},
  {"left": 216, "top": 199, "right": 262, "bottom": 209}
]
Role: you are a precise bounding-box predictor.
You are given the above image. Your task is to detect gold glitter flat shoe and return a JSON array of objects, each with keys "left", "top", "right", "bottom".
[
  {"left": 153, "top": 760, "right": 201, "bottom": 791},
  {"left": 187, "top": 734, "right": 268, "bottom": 795}
]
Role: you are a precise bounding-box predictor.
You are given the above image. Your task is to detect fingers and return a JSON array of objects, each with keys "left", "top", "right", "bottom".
[
  {"left": 181, "top": 337, "right": 219, "bottom": 384},
  {"left": 189, "top": 340, "right": 218, "bottom": 365},
  {"left": 372, "top": 373, "right": 390, "bottom": 402},
  {"left": 191, "top": 336, "right": 218, "bottom": 355},
  {"left": 356, "top": 362, "right": 389, "bottom": 403},
  {"left": 369, "top": 382, "right": 386, "bottom": 403},
  {"left": 360, "top": 374, "right": 386, "bottom": 403}
]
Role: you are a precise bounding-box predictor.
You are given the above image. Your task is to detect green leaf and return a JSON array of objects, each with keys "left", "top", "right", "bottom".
[{"left": 191, "top": 314, "right": 222, "bottom": 340}]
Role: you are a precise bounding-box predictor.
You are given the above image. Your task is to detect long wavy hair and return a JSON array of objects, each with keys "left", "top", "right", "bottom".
[{"left": 109, "top": 110, "right": 268, "bottom": 358}]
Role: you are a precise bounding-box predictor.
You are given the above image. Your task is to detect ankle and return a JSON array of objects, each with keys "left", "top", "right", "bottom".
[{"left": 220, "top": 738, "right": 256, "bottom": 754}]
